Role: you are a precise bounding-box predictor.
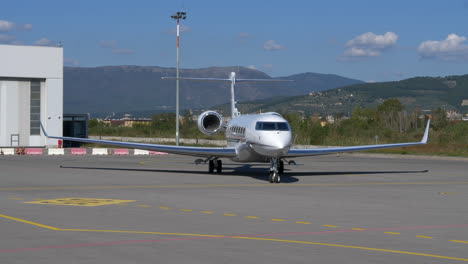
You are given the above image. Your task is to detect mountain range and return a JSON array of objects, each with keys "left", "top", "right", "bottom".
[
  {"left": 213, "top": 74, "right": 468, "bottom": 116},
  {"left": 64, "top": 66, "right": 363, "bottom": 116}
]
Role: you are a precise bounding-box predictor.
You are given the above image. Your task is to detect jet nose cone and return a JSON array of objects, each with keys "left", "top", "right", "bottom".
[{"left": 252, "top": 132, "right": 292, "bottom": 157}]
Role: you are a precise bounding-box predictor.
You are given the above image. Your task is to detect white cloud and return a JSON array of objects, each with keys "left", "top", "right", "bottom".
[
  {"left": 262, "top": 64, "right": 273, "bottom": 72},
  {"left": 343, "top": 32, "right": 398, "bottom": 57},
  {"left": 19, "top": 23, "right": 32, "bottom": 31},
  {"left": 10, "top": 40, "right": 24, "bottom": 45},
  {"left": 0, "top": 20, "right": 15, "bottom": 32},
  {"left": 417, "top": 34, "right": 468, "bottom": 61},
  {"left": 344, "top": 47, "right": 380, "bottom": 57},
  {"left": 179, "top": 25, "right": 190, "bottom": 33},
  {"left": 0, "top": 20, "right": 32, "bottom": 32},
  {"left": 64, "top": 57, "right": 80, "bottom": 66},
  {"left": 34, "top": 38, "right": 55, "bottom": 46},
  {"left": 99, "top": 40, "right": 134, "bottom": 54},
  {"left": 112, "top": 48, "right": 135, "bottom": 55},
  {"left": 99, "top": 40, "right": 117, "bottom": 49},
  {"left": 0, "top": 34, "right": 15, "bottom": 43},
  {"left": 263, "top": 40, "right": 285, "bottom": 51},
  {"left": 239, "top": 32, "right": 251, "bottom": 39}
]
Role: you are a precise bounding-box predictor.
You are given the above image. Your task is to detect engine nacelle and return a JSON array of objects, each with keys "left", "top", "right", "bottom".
[{"left": 197, "top": 111, "right": 223, "bottom": 136}]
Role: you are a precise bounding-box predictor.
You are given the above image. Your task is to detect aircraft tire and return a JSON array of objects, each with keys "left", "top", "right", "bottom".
[
  {"left": 216, "top": 160, "right": 222, "bottom": 173},
  {"left": 273, "top": 172, "right": 280, "bottom": 183},
  {"left": 209, "top": 160, "right": 215, "bottom": 173}
]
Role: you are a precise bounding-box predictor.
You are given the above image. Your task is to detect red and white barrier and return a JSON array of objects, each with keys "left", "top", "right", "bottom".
[
  {"left": 92, "top": 148, "right": 108, "bottom": 155},
  {"left": 134, "top": 149, "right": 149, "bottom": 155},
  {"left": 26, "top": 148, "right": 43, "bottom": 155},
  {"left": 48, "top": 148, "right": 64, "bottom": 155},
  {"left": 0, "top": 148, "right": 15, "bottom": 155},
  {"left": 113, "top": 149, "right": 129, "bottom": 155},
  {"left": 1, "top": 147, "right": 168, "bottom": 156},
  {"left": 71, "top": 148, "right": 87, "bottom": 155}
]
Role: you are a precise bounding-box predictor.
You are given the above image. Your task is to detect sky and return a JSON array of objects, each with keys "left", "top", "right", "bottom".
[{"left": 1, "top": 0, "right": 468, "bottom": 82}]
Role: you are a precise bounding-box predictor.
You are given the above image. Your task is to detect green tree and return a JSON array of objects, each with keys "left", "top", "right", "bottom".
[
  {"left": 377, "top": 99, "right": 404, "bottom": 131},
  {"left": 431, "top": 108, "right": 448, "bottom": 131},
  {"left": 88, "top": 119, "right": 99, "bottom": 128}
]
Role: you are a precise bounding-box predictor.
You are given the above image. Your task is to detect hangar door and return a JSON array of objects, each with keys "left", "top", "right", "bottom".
[{"left": 0, "top": 78, "right": 45, "bottom": 147}]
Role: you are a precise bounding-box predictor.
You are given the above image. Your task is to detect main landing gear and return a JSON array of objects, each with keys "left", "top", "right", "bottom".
[
  {"left": 268, "top": 157, "right": 284, "bottom": 183},
  {"left": 208, "top": 159, "right": 222, "bottom": 174}
]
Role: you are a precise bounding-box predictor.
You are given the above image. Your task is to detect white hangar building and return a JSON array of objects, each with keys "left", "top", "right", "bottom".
[{"left": 0, "top": 44, "right": 63, "bottom": 147}]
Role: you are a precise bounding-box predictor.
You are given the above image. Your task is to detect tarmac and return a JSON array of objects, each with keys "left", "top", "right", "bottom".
[{"left": 1, "top": 154, "right": 468, "bottom": 263}]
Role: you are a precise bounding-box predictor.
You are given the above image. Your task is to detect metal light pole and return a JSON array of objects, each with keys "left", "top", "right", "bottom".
[{"left": 171, "top": 11, "right": 186, "bottom": 146}]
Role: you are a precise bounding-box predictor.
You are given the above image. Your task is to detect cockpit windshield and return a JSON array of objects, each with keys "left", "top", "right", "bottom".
[{"left": 255, "top": 122, "right": 290, "bottom": 131}]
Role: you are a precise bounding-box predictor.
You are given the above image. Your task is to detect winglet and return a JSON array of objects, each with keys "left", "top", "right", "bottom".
[
  {"left": 421, "top": 119, "right": 430, "bottom": 144},
  {"left": 39, "top": 122, "right": 49, "bottom": 137}
]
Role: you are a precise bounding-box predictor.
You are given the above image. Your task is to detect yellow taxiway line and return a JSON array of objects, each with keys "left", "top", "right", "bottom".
[
  {"left": 0, "top": 214, "right": 60, "bottom": 230},
  {"left": 1, "top": 213, "right": 468, "bottom": 262},
  {"left": 231, "top": 236, "right": 468, "bottom": 262}
]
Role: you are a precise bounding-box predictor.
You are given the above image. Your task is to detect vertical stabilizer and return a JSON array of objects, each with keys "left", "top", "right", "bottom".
[
  {"left": 161, "top": 71, "right": 292, "bottom": 119},
  {"left": 229, "top": 72, "right": 241, "bottom": 118}
]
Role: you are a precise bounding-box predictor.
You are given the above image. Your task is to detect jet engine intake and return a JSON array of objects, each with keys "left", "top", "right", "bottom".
[{"left": 197, "top": 111, "right": 223, "bottom": 136}]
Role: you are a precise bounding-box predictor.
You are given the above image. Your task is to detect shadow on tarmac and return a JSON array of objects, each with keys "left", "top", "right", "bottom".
[{"left": 59, "top": 165, "right": 428, "bottom": 184}]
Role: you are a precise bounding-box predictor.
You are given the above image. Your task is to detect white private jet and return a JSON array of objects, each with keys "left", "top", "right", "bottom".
[{"left": 41, "top": 72, "right": 430, "bottom": 183}]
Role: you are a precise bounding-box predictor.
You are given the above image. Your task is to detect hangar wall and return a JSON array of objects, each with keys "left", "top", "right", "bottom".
[{"left": 0, "top": 44, "right": 63, "bottom": 147}]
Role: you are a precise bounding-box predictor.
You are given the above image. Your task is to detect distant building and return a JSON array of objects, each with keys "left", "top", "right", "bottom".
[
  {"left": 102, "top": 118, "right": 152, "bottom": 127},
  {"left": 446, "top": 111, "right": 462, "bottom": 120},
  {"left": 461, "top": 99, "right": 468, "bottom": 106},
  {"left": 443, "top": 80, "right": 457, "bottom": 88},
  {"left": 0, "top": 44, "right": 63, "bottom": 147}
]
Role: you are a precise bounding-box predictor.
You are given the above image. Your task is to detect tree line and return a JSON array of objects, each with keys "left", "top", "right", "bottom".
[{"left": 89, "top": 99, "right": 468, "bottom": 156}]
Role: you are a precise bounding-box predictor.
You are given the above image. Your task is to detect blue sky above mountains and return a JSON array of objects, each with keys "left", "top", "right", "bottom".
[{"left": 1, "top": 0, "right": 468, "bottom": 82}]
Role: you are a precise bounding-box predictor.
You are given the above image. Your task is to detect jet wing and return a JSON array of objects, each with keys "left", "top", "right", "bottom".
[
  {"left": 40, "top": 124, "right": 236, "bottom": 158},
  {"left": 284, "top": 119, "right": 430, "bottom": 158}
]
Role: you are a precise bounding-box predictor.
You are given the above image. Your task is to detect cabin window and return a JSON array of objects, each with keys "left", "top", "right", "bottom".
[{"left": 255, "top": 122, "right": 290, "bottom": 131}]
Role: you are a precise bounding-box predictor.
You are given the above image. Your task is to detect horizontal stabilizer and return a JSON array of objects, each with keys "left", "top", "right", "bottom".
[
  {"left": 161, "top": 77, "right": 232, "bottom": 82},
  {"left": 162, "top": 77, "right": 292, "bottom": 83}
]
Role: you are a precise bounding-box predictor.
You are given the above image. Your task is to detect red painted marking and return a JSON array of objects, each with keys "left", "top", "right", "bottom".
[
  {"left": 71, "top": 148, "right": 87, "bottom": 155},
  {"left": 113, "top": 149, "right": 129, "bottom": 155},
  {"left": 26, "top": 148, "right": 43, "bottom": 155},
  {"left": 0, "top": 236, "right": 217, "bottom": 253},
  {"left": 236, "top": 224, "right": 468, "bottom": 238},
  {"left": 2, "top": 223, "right": 468, "bottom": 253}
]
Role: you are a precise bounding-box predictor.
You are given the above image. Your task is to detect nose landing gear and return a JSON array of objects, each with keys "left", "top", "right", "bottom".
[{"left": 268, "top": 157, "right": 283, "bottom": 183}]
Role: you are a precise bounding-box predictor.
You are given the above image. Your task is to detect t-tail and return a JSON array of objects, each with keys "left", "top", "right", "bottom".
[{"left": 162, "top": 71, "right": 292, "bottom": 119}]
